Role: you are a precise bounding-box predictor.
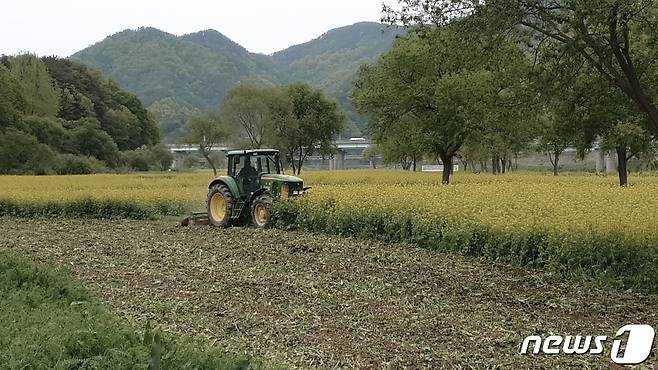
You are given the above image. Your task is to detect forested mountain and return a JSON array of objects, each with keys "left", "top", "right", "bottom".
[
  {"left": 70, "top": 22, "right": 404, "bottom": 141},
  {"left": 274, "top": 22, "right": 403, "bottom": 136},
  {"left": 0, "top": 54, "right": 168, "bottom": 174}
]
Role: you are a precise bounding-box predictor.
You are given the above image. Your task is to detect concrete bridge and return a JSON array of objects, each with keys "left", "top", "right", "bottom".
[{"left": 168, "top": 138, "right": 373, "bottom": 170}]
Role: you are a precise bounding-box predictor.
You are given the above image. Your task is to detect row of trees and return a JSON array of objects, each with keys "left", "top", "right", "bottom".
[
  {"left": 183, "top": 82, "right": 345, "bottom": 175},
  {"left": 352, "top": 0, "right": 658, "bottom": 186},
  {"left": 0, "top": 54, "right": 171, "bottom": 174}
]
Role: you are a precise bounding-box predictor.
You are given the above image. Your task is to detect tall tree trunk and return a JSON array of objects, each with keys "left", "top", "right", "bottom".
[
  {"left": 616, "top": 147, "right": 629, "bottom": 187},
  {"left": 412, "top": 156, "right": 417, "bottom": 172},
  {"left": 200, "top": 147, "right": 217, "bottom": 177},
  {"left": 289, "top": 155, "right": 297, "bottom": 175},
  {"left": 500, "top": 157, "right": 506, "bottom": 174},
  {"left": 297, "top": 147, "right": 304, "bottom": 175},
  {"left": 553, "top": 150, "right": 561, "bottom": 176},
  {"left": 439, "top": 153, "right": 453, "bottom": 185}
]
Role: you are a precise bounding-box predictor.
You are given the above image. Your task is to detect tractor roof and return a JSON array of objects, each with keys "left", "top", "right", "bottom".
[{"left": 226, "top": 149, "right": 279, "bottom": 156}]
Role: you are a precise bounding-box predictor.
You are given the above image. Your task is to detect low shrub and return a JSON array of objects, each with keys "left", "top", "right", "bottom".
[{"left": 55, "top": 154, "right": 109, "bottom": 175}]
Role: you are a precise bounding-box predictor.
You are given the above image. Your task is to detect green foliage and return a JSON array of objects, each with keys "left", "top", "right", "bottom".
[
  {"left": 273, "top": 83, "right": 345, "bottom": 174},
  {"left": 0, "top": 55, "right": 161, "bottom": 174},
  {"left": 0, "top": 251, "right": 264, "bottom": 369},
  {"left": 353, "top": 25, "right": 525, "bottom": 182},
  {"left": 183, "top": 112, "right": 230, "bottom": 176},
  {"left": 6, "top": 54, "right": 59, "bottom": 117},
  {"left": 385, "top": 0, "right": 658, "bottom": 136},
  {"left": 273, "top": 22, "right": 405, "bottom": 134},
  {"left": 69, "top": 118, "right": 121, "bottom": 167},
  {"left": 21, "top": 115, "right": 71, "bottom": 152},
  {"left": 0, "top": 198, "right": 181, "bottom": 220},
  {"left": 149, "top": 143, "right": 175, "bottom": 171},
  {"left": 601, "top": 118, "right": 654, "bottom": 157},
  {"left": 54, "top": 154, "right": 109, "bottom": 175},
  {"left": 148, "top": 97, "right": 200, "bottom": 142},
  {"left": 0, "top": 129, "right": 56, "bottom": 175},
  {"left": 273, "top": 200, "right": 658, "bottom": 294},
  {"left": 220, "top": 83, "right": 283, "bottom": 148},
  {"left": 120, "top": 145, "right": 173, "bottom": 172},
  {"left": 0, "top": 64, "right": 27, "bottom": 130},
  {"left": 42, "top": 57, "right": 159, "bottom": 150}
]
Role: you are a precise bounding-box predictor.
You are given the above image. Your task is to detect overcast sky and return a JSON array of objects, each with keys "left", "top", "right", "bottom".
[{"left": 1, "top": 0, "right": 390, "bottom": 57}]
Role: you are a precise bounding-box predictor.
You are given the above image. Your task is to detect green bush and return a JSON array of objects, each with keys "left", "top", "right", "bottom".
[
  {"left": 55, "top": 153, "right": 109, "bottom": 175},
  {"left": 0, "top": 251, "right": 266, "bottom": 369}
]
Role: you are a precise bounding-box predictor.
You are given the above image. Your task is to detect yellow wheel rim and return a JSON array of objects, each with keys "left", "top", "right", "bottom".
[
  {"left": 210, "top": 193, "right": 227, "bottom": 221},
  {"left": 254, "top": 203, "right": 268, "bottom": 226}
]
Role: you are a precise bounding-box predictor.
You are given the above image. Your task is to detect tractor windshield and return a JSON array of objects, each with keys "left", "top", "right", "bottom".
[
  {"left": 229, "top": 152, "right": 281, "bottom": 177},
  {"left": 252, "top": 154, "right": 280, "bottom": 175}
]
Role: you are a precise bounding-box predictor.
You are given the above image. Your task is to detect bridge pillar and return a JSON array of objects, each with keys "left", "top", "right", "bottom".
[
  {"left": 330, "top": 150, "right": 345, "bottom": 170},
  {"left": 605, "top": 153, "right": 618, "bottom": 174},
  {"left": 595, "top": 149, "right": 605, "bottom": 173}
]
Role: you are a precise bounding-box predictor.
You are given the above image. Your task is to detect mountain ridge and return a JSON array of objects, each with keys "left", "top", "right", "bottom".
[{"left": 70, "top": 22, "right": 405, "bottom": 140}]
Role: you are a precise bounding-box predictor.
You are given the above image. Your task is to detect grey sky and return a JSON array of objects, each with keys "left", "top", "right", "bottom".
[{"left": 1, "top": 0, "right": 389, "bottom": 57}]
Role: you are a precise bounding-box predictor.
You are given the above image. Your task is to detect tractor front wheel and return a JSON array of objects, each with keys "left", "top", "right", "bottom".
[
  {"left": 207, "top": 184, "right": 234, "bottom": 228},
  {"left": 251, "top": 193, "right": 273, "bottom": 228}
]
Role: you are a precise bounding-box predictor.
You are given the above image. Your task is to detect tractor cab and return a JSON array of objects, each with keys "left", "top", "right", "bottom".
[
  {"left": 228, "top": 149, "right": 281, "bottom": 195},
  {"left": 205, "top": 149, "right": 307, "bottom": 229}
]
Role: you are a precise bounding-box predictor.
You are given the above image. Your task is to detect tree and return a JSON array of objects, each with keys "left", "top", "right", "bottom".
[
  {"left": 69, "top": 118, "right": 120, "bottom": 168},
  {"left": 536, "top": 112, "right": 575, "bottom": 176},
  {"left": 220, "top": 83, "right": 282, "bottom": 149},
  {"left": 369, "top": 114, "right": 425, "bottom": 170},
  {"left": 0, "top": 64, "right": 26, "bottom": 130},
  {"left": 183, "top": 112, "right": 230, "bottom": 176},
  {"left": 601, "top": 118, "right": 654, "bottom": 186},
  {"left": 149, "top": 143, "right": 175, "bottom": 171},
  {"left": 42, "top": 57, "right": 160, "bottom": 150},
  {"left": 7, "top": 54, "right": 59, "bottom": 117},
  {"left": 0, "top": 129, "right": 55, "bottom": 174},
  {"left": 384, "top": 0, "right": 658, "bottom": 137},
  {"left": 273, "top": 83, "right": 345, "bottom": 175},
  {"left": 362, "top": 145, "right": 381, "bottom": 169},
  {"left": 21, "top": 115, "right": 71, "bottom": 153},
  {"left": 352, "top": 26, "right": 515, "bottom": 184}
]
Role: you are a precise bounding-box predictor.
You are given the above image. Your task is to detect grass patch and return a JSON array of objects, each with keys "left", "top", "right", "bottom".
[{"left": 0, "top": 251, "right": 265, "bottom": 369}]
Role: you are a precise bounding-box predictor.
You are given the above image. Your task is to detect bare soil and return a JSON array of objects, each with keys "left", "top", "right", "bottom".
[{"left": 1, "top": 217, "right": 656, "bottom": 369}]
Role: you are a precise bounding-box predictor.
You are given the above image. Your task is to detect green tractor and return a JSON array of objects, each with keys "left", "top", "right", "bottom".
[{"left": 204, "top": 149, "right": 308, "bottom": 228}]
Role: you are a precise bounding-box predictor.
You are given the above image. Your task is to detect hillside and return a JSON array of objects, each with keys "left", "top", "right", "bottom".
[
  {"left": 274, "top": 22, "right": 403, "bottom": 135},
  {"left": 70, "top": 22, "right": 404, "bottom": 140},
  {"left": 0, "top": 54, "right": 160, "bottom": 174}
]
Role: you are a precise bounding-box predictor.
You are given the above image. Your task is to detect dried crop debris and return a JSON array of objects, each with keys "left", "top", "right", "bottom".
[{"left": 1, "top": 217, "right": 657, "bottom": 369}]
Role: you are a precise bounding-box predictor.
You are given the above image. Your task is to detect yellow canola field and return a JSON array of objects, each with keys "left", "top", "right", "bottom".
[
  {"left": 301, "top": 171, "right": 658, "bottom": 242},
  {"left": 0, "top": 170, "right": 657, "bottom": 242}
]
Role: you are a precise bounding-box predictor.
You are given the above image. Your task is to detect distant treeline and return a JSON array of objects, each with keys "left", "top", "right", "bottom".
[{"left": 0, "top": 54, "right": 172, "bottom": 174}]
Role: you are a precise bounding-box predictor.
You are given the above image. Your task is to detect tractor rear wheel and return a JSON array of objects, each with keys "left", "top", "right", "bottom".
[
  {"left": 207, "top": 184, "right": 234, "bottom": 228},
  {"left": 251, "top": 193, "right": 273, "bottom": 228}
]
